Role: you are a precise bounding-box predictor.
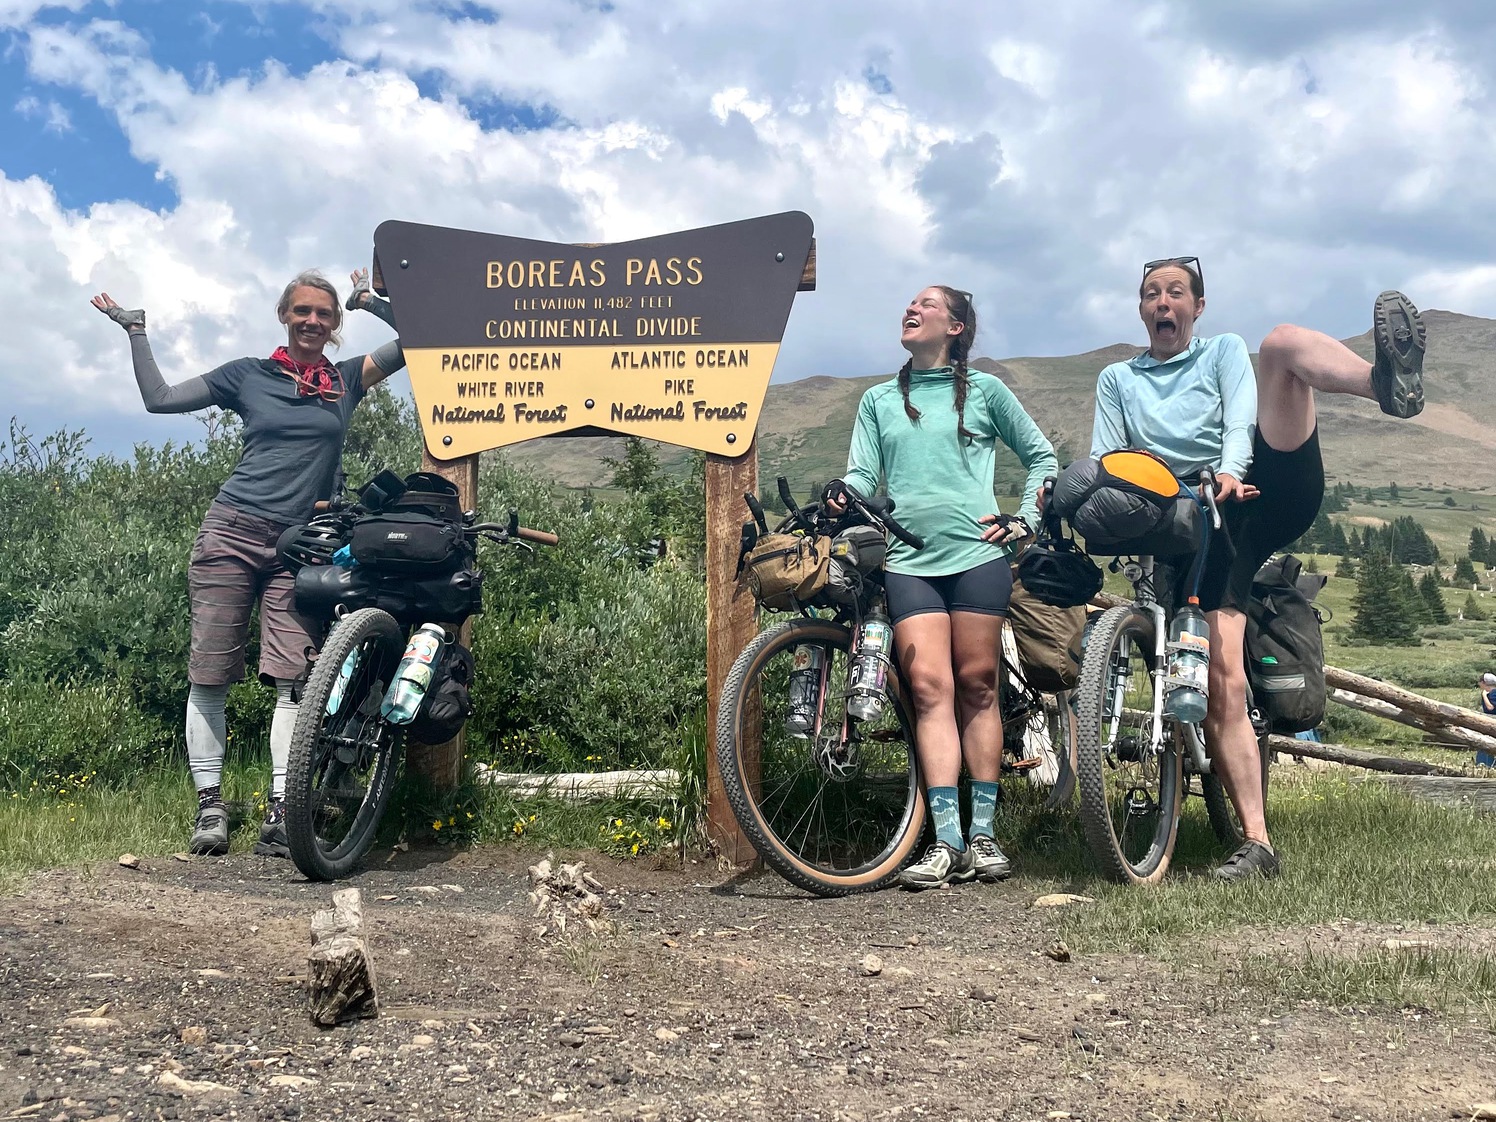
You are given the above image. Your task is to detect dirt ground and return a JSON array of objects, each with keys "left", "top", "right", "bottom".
[{"left": 1, "top": 847, "right": 1492, "bottom": 1122}]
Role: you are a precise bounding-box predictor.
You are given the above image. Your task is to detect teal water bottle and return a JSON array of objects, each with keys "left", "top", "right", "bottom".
[{"left": 1163, "top": 601, "right": 1210, "bottom": 723}]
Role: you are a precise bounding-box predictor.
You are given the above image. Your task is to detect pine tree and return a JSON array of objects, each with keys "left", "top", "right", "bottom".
[
  {"left": 1464, "top": 592, "right": 1489, "bottom": 621},
  {"left": 1444, "top": 495, "right": 1458, "bottom": 508},
  {"left": 1335, "top": 554, "right": 1357, "bottom": 579},
  {"left": 1418, "top": 569, "right": 1450, "bottom": 625},
  {"left": 1328, "top": 522, "right": 1349, "bottom": 556},
  {"left": 1399, "top": 565, "right": 1430, "bottom": 624},
  {"left": 1471, "top": 528, "right": 1490, "bottom": 566},
  {"left": 1306, "top": 555, "right": 1320, "bottom": 574},
  {"left": 1351, "top": 548, "right": 1420, "bottom": 644},
  {"left": 1455, "top": 556, "right": 1480, "bottom": 586},
  {"left": 1389, "top": 481, "right": 1400, "bottom": 500}
]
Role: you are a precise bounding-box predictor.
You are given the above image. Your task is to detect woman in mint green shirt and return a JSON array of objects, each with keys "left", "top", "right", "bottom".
[{"left": 832, "top": 285, "right": 1056, "bottom": 889}]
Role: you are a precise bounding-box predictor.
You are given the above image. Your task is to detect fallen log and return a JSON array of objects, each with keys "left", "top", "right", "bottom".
[
  {"left": 1323, "top": 666, "right": 1496, "bottom": 741},
  {"left": 1266, "top": 733, "right": 1465, "bottom": 776},
  {"left": 1329, "top": 689, "right": 1496, "bottom": 753},
  {"left": 472, "top": 766, "right": 677, "bottom": 800},
  {"left": 1371, "top": 775, "right": 1496, "bottom": 815}
]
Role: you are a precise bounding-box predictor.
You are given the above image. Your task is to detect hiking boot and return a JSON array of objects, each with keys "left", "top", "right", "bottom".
[
  {"left": 1371, "top": 290, "right": 1426, "bottom": 419},
  {"left": 253, "top": 798, "right": 289, "bottom": 859},
  {"left": 897, "top": 841, "right": 974, "bottom": 890},
  {"left": 967, "top": 834, "right": 1012, "bottom": 881},
  {"left": 189, "top": 801, "right": 230, "bottom": 857},
  {"left": 1213, "top": 839, "right": 1281, "bottom": 882}
]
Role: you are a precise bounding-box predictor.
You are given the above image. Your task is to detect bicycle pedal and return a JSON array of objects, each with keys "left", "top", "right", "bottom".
[{"left": 1007, "top": 757, "right": 1044, "bottom": 772}]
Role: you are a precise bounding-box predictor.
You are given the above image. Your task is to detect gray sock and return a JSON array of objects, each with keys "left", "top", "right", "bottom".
[
  {"left": 270, "top": 679, "right": 298, "bottom": 800},
  {"left": 186, "top": 683, "right": 230, "bottom": 791}
]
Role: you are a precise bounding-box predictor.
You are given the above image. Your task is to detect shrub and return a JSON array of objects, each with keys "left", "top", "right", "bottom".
[{"left": 0, "top": 677, "right": 168, "bottom": 789}]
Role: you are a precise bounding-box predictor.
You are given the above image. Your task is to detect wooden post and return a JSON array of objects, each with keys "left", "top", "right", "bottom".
[
  {"left": 405, "top": 448, "right": 480, "bottom": 792},
  {"left": 704, "top": 435, "right": 760, "bottom": 865}
]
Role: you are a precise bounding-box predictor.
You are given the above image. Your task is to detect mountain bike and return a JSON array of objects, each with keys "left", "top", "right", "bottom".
[
  {"left": 1065, "top": 468, "right": 1269, "bottom": 884},
  {"left": 715, "top": 480, "right": 1076, "bottom": 897},
  {"left": 280, "top": 471, "right": 556, "bottom": 881}
]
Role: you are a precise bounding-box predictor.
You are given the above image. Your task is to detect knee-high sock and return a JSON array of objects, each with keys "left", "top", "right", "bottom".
[
  {"left": 269, "top": 679, "right": 298, "bottom": 800},
  {"left": 186, "top": 683, "right": 230, "bottom": 792}
]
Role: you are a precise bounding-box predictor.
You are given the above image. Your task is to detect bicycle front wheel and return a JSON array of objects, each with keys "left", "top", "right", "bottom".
[
  {"left": 1074, "top": 604, "right": 1182, "bottom": 884},
  {"left": 285, "top": 607, "right": 406, "bottom": 881},
  {"left": 715, "top": 618, "right": 926, "bottom": 896}
]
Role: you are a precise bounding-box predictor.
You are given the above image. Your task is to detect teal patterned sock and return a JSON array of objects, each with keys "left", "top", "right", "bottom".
[
  {"left": 969, "top": 781, "right": 1000, "bottom": 840},
  {"left": 928, "top": 786, "right": 964, "bottom": 850}
]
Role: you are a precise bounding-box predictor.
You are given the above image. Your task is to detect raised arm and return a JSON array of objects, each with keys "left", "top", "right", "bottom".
[
  {"left": 91, "top": 293, "right": 216, "bottom": 414},
  {"left": 347, "top": 268, "right": 405, "bottom": 390}
]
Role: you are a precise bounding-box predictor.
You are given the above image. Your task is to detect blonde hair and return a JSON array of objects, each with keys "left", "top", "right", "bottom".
[{"left": 276, "top": 270, "right": 343, "bottom": 348}]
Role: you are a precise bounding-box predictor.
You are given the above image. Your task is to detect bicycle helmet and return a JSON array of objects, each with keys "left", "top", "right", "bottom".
[
  {"left": 276, "top": 520, "right": 346, "bottom": 572},
  {"left": 1014, "top": 534, "right": 1104, "bottom": 609}
]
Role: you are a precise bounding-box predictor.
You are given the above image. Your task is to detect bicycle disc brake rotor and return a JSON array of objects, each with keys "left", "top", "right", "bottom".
[{"left": 812, "top": 732, "right": 861, "bottom": 783}]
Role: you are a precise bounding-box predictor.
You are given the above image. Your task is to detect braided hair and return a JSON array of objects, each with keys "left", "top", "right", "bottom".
[{"left": 897, "top": 285, "right": 977, "bottom": 440}]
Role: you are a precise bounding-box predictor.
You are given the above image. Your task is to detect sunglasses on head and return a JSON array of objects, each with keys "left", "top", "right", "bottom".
[
  {"left": 288, "top": 367, "right": 345, "bottom": 402},
  {"left": 1142, "top": 256, "right": 1203, "bottom": 284}
]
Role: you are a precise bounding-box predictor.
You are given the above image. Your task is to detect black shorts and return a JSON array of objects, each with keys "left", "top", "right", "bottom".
[
  {"left": 1187, "top": 428, "right": 1324, "bottom": 613},
  {"left": 884, "top": 558, "right": 1014, "bottom": 624}
]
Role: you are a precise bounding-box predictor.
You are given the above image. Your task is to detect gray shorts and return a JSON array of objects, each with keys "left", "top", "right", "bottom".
[{"left": 188, "top": 501, "right": 320, "bottom": 686}]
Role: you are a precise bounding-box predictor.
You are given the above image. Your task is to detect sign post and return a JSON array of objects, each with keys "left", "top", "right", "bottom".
[{"left": 371, "top": 213, "right": 815, "bottom": 859}]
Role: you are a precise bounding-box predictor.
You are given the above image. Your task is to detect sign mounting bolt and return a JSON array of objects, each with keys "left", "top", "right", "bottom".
[
  {"left": 442, "top": 435, "right": 453, "bottom": 446},
  {"left": 775, "top": 252, "right": 785, "bottom": 262},
  {"left": 585, "top": 398, "right": 595, "bottom": 409},
  {"left": 726, "top": 433, "right": 737, "bottom": 445},
  {"left": 400, "top": 259, "right": 410, "bottom": 269}
]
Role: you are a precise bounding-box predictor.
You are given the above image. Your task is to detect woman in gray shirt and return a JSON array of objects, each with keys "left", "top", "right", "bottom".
[{"left": 91, "top": 269, "right": 404, "bottom": 858}]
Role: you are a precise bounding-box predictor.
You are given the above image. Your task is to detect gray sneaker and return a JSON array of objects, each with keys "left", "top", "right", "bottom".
[
  {"left": 253, "top": 799, "right": 289, "bottom": 859},
  {"left": 897, "top": 841, "right": 974, "bottom": 890},
  {"left": 1371, "top": 290, "right": 1426, "bottom": 419},
  {"left": 189, "top": 801, "right": 230, "bottom": 856},
  {"left": 967, "top": 834, "right": 1012, "bottom": 881}
]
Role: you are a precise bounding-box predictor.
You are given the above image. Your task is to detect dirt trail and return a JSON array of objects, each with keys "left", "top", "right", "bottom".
[{"left": 1, "top": 848, "right": 1491, "bottom": 1121}]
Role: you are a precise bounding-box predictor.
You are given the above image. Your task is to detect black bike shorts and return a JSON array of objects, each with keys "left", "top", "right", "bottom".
[
  {"left": 1190, "top": 428, "right": 1324, "bottom": 613},
  {"left": 884, "top": 557, "right": 1014, "bottom": 625}
]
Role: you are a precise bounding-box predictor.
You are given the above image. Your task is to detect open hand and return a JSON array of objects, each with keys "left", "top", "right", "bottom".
[
  {"left": 346, "top": 267, "right": 372, "bottom": 311},
  {"left": 90, "top": 292, "right": 146, "bottom": 331},
  {"left": 979, "top": 513, "right": 1032, "bottom": 544}
]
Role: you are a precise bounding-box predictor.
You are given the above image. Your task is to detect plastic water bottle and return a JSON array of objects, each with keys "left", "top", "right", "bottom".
[
  {"left": 1163, "top": 603, "right": 1210, "bottom": 723},
  {"left": 325, "top": 648, "right": 359, "bottom": 716},
  {"left": 381, "top": 623, "right": 446, "bottom": 724},
  {"left": 846, "top": 606, "right": 894, "bottom": 722},
  {"left": 784, "top": 645, "right": 826, "bottom": 738}
]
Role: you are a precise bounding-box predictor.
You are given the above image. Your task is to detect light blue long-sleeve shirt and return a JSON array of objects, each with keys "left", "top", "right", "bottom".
[
  {"left": 844, "top": 368, "right": 1057, "bottom": 577},
  {"left": 1090, "top": 333, "right": 1257, "bottom": 480}
]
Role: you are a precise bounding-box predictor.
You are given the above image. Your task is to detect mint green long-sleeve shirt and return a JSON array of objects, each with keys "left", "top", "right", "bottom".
[{"left": 843, "top": 368, "right": 1057, "bottom": 577}]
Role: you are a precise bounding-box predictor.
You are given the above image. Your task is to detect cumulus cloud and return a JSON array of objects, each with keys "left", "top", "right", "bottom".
[{"left": 1, "top": 0, "right": 1494, "bottom": 449}]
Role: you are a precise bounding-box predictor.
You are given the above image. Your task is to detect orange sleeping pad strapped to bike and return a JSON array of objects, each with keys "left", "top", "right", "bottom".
[{"left": 1051, "top": 448, "right": 1201, "bottom": 556}]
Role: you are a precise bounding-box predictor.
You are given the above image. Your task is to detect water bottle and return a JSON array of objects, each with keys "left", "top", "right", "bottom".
[
  {"left": 381, "top": 623, "right": 446, "bottom": 724},
  {"left": 1163, "top": 602, "right": 1210, "bottom": 723},
  {"left": 846, "top": 605, "right": 894, "bottom": 722},
  {"left": 325, "top": 648, "right": 359, "bottom": 716},
  {"left": 784, "top": 645, "right": 826, "bottom": 738}
]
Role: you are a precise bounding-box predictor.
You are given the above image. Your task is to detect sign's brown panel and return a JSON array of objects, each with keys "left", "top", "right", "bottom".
[{"left": 373, "top": 212, "right": 813, "bottom": 458}]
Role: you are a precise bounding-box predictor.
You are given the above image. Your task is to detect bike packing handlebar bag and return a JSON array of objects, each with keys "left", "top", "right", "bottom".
[
  {"left": 1245, "top": 553, "right": 1328, "bottom": 733},
  {"left": 294, "top": 561, "right": 484, "bottom": 626},
  {"left": 1051, "top": 449, "right": 1201, "bottom": 556},
  {"left": 824, "top": 524, "right": 889, "bottom": 606},
  {"left": 740, "top": 532, "right": 833, "bottom": 611},
  {"left": 350, "top": 512, "right": 464, "bottom": 574}
]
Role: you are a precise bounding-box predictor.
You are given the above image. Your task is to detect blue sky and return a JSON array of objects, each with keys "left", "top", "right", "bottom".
[{"left": 3, "top": 0, "right": 1496, "bottom": 454}]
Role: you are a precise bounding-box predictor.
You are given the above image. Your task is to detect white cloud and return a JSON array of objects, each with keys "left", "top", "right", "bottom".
[{"left": 1, "top": 0, "right": 1495, "bottom": 451}]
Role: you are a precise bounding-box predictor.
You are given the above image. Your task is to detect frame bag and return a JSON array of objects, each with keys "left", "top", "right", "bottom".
[{"left": 1245, "top": 554, "right": 1327, "bottom": 734}]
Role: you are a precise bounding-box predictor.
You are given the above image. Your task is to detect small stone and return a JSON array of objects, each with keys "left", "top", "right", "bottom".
[
  {"left": 1382, "top": 938, "right": 1432, "bottom": 951},
  {"left": 1472, "top": 1105, "right": 1496, "bottom": 1121},
  {"left": 63, "top": 1017, "right": 120, "bottom": 1033},
  {"left": 173, "top": 853, "right": 190, "bottom": 862},
  {"left": 441, "top": 884, "right": 465, "bottom": 894},
  {"left": 179, "top": 1026, "right": 208, "bottom": 1046},
  {"left": 348, "top": 1046, "right": 373, "bottom": 1062},
  {"left": 445, "top": 1063, "right": 468, "bottom": 1076},
  {"left": 411, "top": 886, "right": 441, "bottom": 895},
  {"left": 1047, "top": 1113, "right": 1073, "bottom": 1120},
  {"left": 860, "top": 954, "right": 884, "bottom": 977},
  {"left": 1085, "top": 993, "right": 1108, "bottom": 1004},
  {"left": 969, "top": 988, "right": 997, "bottom": 1003},
  {"left": 1045, "top": 940, "right": 1072, "bottom": 963},
  {"left": 410, "top": 1034, "right": 436, "bottom": 1048},
  {"left": 376, "top": 894, "right": 398, "bottom": 901},
  {"left": 905, "top": 934, "right": 921, "bottom": 946},
  {"left": 731, "top": 1026, "right": 757, "bottom": 1040},
  {"left": 269, "top": 1074, "right": 316, "bottom": 1089},
  {"left": 1015, "top": 1028, "right": 1042, "bottom": 1042},
  {"left": 581, "top": 1025, "right": 612, "bottom": 1035},
  {"left": 157, "top": 1071, "right": 234, "bottom": 1096},
  {"left": 117, "top": 854, "right": 140, "bottom": 869},
  {"left": 196, "top": 969, "right": 230, "bottom": 978},
  {"left": 557, "top": 1033, "right": 585, "bottom": 1047},
  {"left": 653, "top": 1028, "right": 679, "bottom": 1042},
  {"left": 1032, "top": 893, "right": 1094, "bottom": 908},
  {"left": 420, "top": 1019, "right": 445, "bottom": 1030}
]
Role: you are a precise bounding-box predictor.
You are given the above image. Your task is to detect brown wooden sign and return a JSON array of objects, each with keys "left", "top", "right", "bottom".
[{"left": 373, "top": 212, "right": 814, "bottom": 459}]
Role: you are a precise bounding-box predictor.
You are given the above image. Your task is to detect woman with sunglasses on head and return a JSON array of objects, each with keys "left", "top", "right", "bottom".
[
  {"left": 828, "top": 285, "right": 1057, "bottom": 890},
  {"left": 1091, "top": 257, "right": 1426, "bottom": 880},
  {"left": 90, "top": 268, "right": 403, "bottom": 859}
]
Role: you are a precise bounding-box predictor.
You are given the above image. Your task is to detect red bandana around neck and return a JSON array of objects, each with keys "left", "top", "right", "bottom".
[{"left": 269, "top": 347, "right": 344, "bottom": 401}]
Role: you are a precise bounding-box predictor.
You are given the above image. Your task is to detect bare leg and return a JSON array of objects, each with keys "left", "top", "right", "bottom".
[
  {"left": 894, "top": 612, "right": 961, "bottom": 787},
  {"left": 1202, "top": 608, "right": 1269, "bottom": 846},
  {"left": 1255, "top": 323, "right": 1374, "bottom": 453},
  {"left": 950, "top": 611, "right": 1005, "bottom": 784}
]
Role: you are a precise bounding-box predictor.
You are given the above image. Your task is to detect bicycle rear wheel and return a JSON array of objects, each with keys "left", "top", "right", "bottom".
[
  {"left": 285, "top": 607, "right": 406, "bottom": 881},
  {"left": 1073, "top": 604, "right": 1182, "bottom": 884},
  {"left": 715, "top": 618, "right": 925, "bottom": 896}
]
